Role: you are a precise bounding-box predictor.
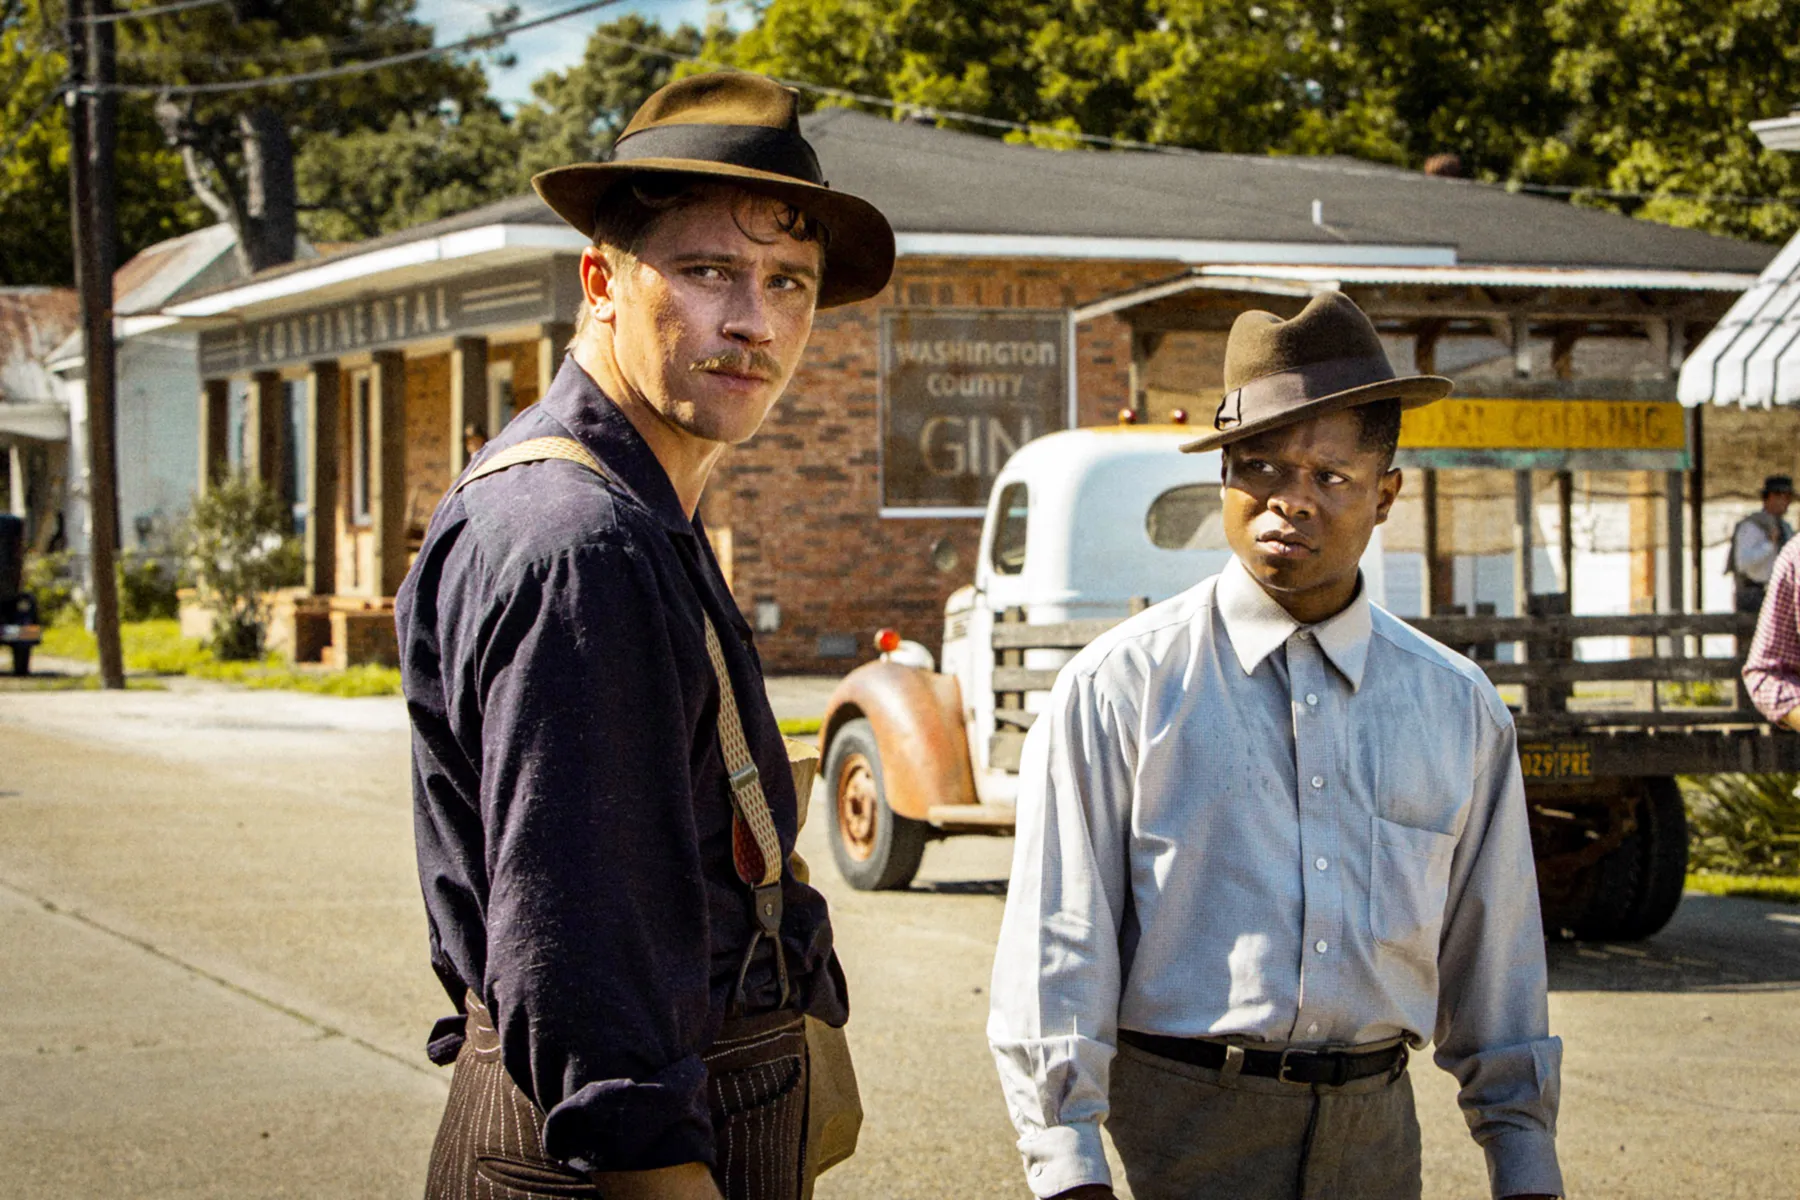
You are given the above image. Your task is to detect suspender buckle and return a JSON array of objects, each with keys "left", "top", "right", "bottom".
[
  {"left": 729, "top": 763, "right": 761, "bottom": 797},
  {"left": 751, "top": 882, "right": 784, "bottom": 936}
]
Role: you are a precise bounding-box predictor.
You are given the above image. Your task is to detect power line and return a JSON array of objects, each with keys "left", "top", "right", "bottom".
[
  {"left": 89, "top": 0, "right": 229, "bottom": 22},
  {"left": 584, "top": 30, "right": 1800, "bottom": 212},
  {"left": 87, "top": 0, "right": 622, "bottom": 96}
]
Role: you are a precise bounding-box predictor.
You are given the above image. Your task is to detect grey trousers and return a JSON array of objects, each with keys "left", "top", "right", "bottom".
[{"left": 1108, "top": 1040, "right": 1422, "bottom": 1200}]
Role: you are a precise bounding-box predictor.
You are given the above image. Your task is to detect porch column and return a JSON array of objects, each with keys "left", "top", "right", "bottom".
[
  {"left": 369, "top": 350, "right": 408, "bottom": 596},
  {"left": 537, "top": 322, "right": 574, "bottom": 399},
  {"left": 198, "top": 378, "right": 229, "bottom": 491},
  {"left": 1550, "top": 323, "right": 1578, "bottom": 608},
  {"left": 1128, "top": 331, "right": 1163, "bottom": 423},
  {"left": 1510, "top": 315, "right": 1534, "bottom": 617},
  {"left": 1690, "top": 403, "right": 1706, "bottom": 611},
  {"left": 8, "top": 443, "right": 26, "bottom": 518},
  {"left": 1414, "top": 322, "right": 1453, "bottom": 613},
  {"left": 244, "top": 369, "right": 290, "bottom": 502},
  {"left": 1664, "top": 318, "right": 1688, "bottom": 613},
  {"left": 304, "top": 361, "right": 340, "bottom": 596},
  {"left": 449, "top": 335, "right": 488, "bottom": 476}
]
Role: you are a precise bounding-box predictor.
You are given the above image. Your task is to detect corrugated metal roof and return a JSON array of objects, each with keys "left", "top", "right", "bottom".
[
  {"left": 1679, "top": 234, "right": 1800, "bottom": 407},
  {"left": 0, "top": 288, "right": 79, "bottom": 409}
]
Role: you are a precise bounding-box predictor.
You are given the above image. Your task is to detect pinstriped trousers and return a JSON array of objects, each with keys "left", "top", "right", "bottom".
[{"left": 424, "top": 994, "right": 809, "bottom": 1200}]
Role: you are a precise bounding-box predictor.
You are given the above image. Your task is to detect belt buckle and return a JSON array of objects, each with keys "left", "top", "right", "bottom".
[{"left": 1276, "top": 1047, "right": 1306, "bottom": 1085}]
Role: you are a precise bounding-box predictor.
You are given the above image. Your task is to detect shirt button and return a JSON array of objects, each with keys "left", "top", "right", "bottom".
[
  {"left": 1311, "top": 775, "right": 1324, "bottom": 789},
  {"left": 1305, "top": 693, "right": 1319, "bottom": 706},
  {"left": 1308, "top": 1022, "right": 1320, "bottom": 1036},
  {"left": 1315, "top": 856, "right": 1329, "bottom": 871},
  {"left": 1315, "top": 939, "right": 1329, "bottom": 954}
]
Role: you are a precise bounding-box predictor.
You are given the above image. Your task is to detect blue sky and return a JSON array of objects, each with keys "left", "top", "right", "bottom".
[{"left": 415, "top": 0, "right": 736, "bottom": 106}]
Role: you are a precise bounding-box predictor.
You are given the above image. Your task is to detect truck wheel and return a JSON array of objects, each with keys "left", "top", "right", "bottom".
[
  {"left": 10, "top": 644, "right": 27, "bottom": 676},
  {"left": 825, "top": 717, "right": 927, "bottom": 891},
  {"left": 1566, "top": 777, "right": 1687, "bottom": 942}
]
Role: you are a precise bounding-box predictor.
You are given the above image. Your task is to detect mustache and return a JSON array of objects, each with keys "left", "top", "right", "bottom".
[{"left": 689, "top": 349, "right": 781, "bottom": 378}]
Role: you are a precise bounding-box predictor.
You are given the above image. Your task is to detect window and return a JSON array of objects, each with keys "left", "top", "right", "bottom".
[
  {"left": 487, "top": 359, "right": 516, "bottom": 437},
  {"left": 1146, "top": 484, "right": 1227, "bottom": 550},
  {"left": 350, "top": 371, "right": 373, "bottom": 526},
  {"left": 990, "top": 482, "right": 1029, "bottom": 575}
]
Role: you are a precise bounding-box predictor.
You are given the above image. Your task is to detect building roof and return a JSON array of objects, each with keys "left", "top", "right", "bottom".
[
  {"left": 1679, "top": 232, "right": 1800, "bottom": 407},
  {"left": 0, "top": 288, "right": 79, "bottom": 406},
  {"left": 166, "top": 108, "right": 1776, "bottom": 321},
  {"left": 113, "top": 223, "right": 242, "bottom": 316}
]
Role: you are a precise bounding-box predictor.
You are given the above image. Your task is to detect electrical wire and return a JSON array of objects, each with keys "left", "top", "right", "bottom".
[
  {"left": 87, "top": 0, "right": 622, "bottom": 96},
  {"left": 88, "top": 0, "right": 230, "bottom": 22}
]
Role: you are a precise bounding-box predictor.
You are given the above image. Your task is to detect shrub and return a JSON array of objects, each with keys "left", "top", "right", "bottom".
[
  {"left": 23, "top": 550, "right": 80, "bottom": 624},
  {"left": 1680, "top": 773, "right": 1800, "bottom": 875},
  {"left": 182, "top": 475, "right": 303, "bottom": 661},
  {"left": 118, "top": 551, "right": 181, "bottom": 621}
]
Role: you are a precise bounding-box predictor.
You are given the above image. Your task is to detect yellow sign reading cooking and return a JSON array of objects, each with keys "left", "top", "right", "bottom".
[{"left": 1400, "top": 398, "right": 1687, "bottom": 452}]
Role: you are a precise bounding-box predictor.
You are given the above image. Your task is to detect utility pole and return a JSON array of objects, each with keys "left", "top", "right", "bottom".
[{"left": 65, "top": 0, "right": 125, "bottom": 689}]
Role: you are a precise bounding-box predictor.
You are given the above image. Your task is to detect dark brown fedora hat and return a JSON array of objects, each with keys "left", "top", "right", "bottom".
[
  {"left": 1181, "top": 291, "right": 1450, "bottom": 454},
  {"left": 531, "top": 71, "right": 895, "bottom": 310}
]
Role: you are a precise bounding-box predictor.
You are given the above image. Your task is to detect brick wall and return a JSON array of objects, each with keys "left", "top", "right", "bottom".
[{"left": 715, "top": 256, "right": 1173, "bottom": 673}]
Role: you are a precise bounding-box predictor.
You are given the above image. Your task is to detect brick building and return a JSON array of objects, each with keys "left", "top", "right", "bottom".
[{"left": 157, "top": 110, "right": 1775, "bottom": 670}]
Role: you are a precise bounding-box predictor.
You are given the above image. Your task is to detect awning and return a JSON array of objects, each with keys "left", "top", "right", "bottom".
[
  {"left": 1678, "top": 233, "right": 1800, "bottom": 408},
  {"left": 0, "top": 402, "right": 69, "bottom": 441}
]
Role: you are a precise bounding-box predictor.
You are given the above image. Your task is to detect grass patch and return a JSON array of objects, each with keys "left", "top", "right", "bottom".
[
  {"left": 0, "top": 674, "right": 167, "bottom": 692},
  {"left": 1686, "top": 871, "right": 1800, "bottom": 904},
  {"left": 778, "top": 717, "right": 821, "bottom": 737},
  {"left": 36, "top": 618, "right": 401, "bottom": 697}
]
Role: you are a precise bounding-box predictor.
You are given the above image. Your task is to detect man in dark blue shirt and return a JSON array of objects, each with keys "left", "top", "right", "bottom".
[{"left": 398, "top": 73, "right": 894, "bottom": 1200}]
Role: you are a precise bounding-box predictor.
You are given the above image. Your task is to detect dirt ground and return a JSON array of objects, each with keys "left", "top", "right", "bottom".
[{"left": 1, "top": 676, "right": 1796, "bottom": 1198}]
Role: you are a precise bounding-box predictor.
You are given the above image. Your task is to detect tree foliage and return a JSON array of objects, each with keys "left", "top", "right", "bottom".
[
  {"left": 725, "top": 0, "right": 1800, "bottom": 242},
  {"left": 182, "top": 472, "right": 301, "bottom": 661}
]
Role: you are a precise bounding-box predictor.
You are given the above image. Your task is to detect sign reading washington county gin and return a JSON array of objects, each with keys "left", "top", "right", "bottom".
[{"left": 880, "top": 309, "right": 1069, "bottom": 512}]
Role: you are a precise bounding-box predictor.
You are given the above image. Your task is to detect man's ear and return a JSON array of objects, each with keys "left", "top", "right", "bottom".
[
  {"left": 579, "top": 246, "right": 619, "bottom": 326},
  {"left": 1373, "top": 467, "right": 1402, "bottom": 525}
]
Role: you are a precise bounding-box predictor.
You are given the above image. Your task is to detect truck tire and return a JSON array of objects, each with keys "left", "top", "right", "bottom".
[
  {"left": 824, "top": 717, "right": 927, "bottom": 891},
  {"left": 10, "top": 644, "right": 27, "bottom": 676},
  {"left": 1565, "top": 776, "right": 1687, "bottom": 942}
]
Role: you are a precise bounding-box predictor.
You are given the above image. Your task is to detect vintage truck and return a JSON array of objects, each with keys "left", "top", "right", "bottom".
[
  {"left": 0, "top": 514, "right": 42, "bottom": 676},
  {"left": 817, "top": 424, "right": 1800, "bottom": 941}
]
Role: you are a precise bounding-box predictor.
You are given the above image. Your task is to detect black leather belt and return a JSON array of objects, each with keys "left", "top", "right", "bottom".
[{"left": 1118, "top": 1029, "right": 1407, "bottom": 1087}]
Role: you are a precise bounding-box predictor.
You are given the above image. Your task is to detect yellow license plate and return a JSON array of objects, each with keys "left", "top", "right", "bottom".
[{"left": 1519, "top": 742, "right": 1592, "bottom": 780}]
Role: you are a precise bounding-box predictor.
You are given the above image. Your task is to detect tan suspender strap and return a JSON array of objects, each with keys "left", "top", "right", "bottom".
[
  {"left": 449, "top": 435, "right": 786, "bottom": 890},
  {"left": 451, "top": 436, "right": 606, "bottom": 496}
]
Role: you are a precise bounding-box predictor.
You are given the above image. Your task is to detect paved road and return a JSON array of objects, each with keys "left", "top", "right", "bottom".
[{"left": 1, "top": 679, "right": 1797, "bottom": 1198}]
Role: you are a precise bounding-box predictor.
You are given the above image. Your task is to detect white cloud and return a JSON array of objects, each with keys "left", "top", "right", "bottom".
[{"left": 416, "top": 0, "right": 727, "bottom": 106}]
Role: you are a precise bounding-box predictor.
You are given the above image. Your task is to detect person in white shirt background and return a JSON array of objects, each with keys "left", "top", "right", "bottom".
[
  {"left": 987, "top": 292, "right": 1562, "bottom": 1200},
  {"left": 1727, "top": 474, "right": 1793, "bottom": 614}
]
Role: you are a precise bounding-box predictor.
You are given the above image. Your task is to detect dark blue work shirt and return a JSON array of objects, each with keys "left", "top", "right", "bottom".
[{"left": 397, "top": 357, "right": 847, "bottom": 1174}]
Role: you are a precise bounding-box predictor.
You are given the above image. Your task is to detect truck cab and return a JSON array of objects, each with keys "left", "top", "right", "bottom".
[{"left": 819, "top": 425, "right": 1387, "bottom": 888}]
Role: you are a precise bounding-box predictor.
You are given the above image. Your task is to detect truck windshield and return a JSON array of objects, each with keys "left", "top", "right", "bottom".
[
  {"left": 991, "top": 482, "right": 1029, "bottom": 575},
  {"left": 1146, "top": 484, "right": 1227, "bottom": 550}
]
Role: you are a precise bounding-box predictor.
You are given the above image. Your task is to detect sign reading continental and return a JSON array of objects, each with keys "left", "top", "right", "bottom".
[
  {"left": 880, "top": 309, "right": 1068, "bottom": 511},
  {"left": 1401, "top": 397, "right": 1688, "bottom": 452}
]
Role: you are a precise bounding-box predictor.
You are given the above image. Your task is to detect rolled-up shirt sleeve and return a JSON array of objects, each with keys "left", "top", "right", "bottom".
[
  {"left": 988, "top": 664, "right": 1137, "bottom": 1198},
  {"left": 1433, "top": 714, "right": 1564, "bottom": 1199},
  {"left": 477, "top": 541, "right": 715, "bottom": 1173},
  {"left": 1744, "top": 541, "right": 1800, "bottom": 724}
]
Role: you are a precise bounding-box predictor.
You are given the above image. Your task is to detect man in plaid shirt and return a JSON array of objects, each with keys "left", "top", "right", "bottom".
[{"left": 1744, "top": 534, "right": 1800, "bottom": 730}]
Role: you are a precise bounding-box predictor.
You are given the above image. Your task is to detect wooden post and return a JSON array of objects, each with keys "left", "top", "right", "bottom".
[
  {"left": 449, "top": 335, "right": 488, "bottom": 476},
  {"left": 1513, "top": 470, "right": 1535, "bottom": 615},
  {"left": 368, "top": 350, "right": 408, "bottom": 596},
  {"left": 1414, "top": 322, "right": 1452, "bottom": 615},
  {"left": 304, "top": 362, "right": 339, "bottom": 596},
  {"left": 1666, "top": 470, "right": 1685, "bottom": 615},
  {"left": 7, "top": 444, "right": 24, "bottom": 519},
  {"left": 1690, "top": 403, "right": 1706, "bottom": 612},
  {"left": 66, "top": 0, "right": 123, "bottom": 689},
  {"left": 537, "top": 323, "right": 574, "bottom": 401},
  {"left": 198, "top": 378, "right": 229, "bottom": 491},
  {"left": 1557, "top": 470, "right": 1575, "bottom": 605},
  {"left": 1128, "top": 331, "right": 1163, "bottom": 422},
  {"left": 244, "top": 369, "right": 288, "bottom": 502}
]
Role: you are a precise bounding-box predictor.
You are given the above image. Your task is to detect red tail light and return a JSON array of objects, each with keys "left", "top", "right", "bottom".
[{"left": 874, "top": 628, "right": 902, "bottom": 654}]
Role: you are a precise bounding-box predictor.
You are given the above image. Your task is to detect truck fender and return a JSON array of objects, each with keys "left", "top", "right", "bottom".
[{"left": 819, "top": 661, "right": 977, "bottom": 821}]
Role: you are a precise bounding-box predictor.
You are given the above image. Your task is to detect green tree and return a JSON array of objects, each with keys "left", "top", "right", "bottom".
[{"left": 183, "top": 472, "right": 302, "bottom": 661}]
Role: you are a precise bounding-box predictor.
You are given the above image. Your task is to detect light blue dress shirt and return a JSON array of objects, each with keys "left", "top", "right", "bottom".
[{"left": 988, "top": 558, "right": 1562, "bottom": 1199}]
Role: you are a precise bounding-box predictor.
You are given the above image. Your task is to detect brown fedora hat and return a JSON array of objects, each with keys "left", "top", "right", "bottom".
[
  {"left": 1180, "top": 291, "right": 1450, "bottom": 454},
  {"left": 532, "top": 71, "right": 895, "bottom": 310}
]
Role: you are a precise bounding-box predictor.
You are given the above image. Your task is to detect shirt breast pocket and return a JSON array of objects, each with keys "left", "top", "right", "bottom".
[{"left": 1369, "top": 816, "right": 1458, "bottom": 963}]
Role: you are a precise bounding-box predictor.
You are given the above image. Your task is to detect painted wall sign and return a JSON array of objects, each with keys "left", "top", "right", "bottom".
[
  {"left": 196, "top": 260, "right": 579, "bottom": 376},
  {"left": 1400, "top": 397, "right": 1688, "bottom": 453},
  {"left": 880, "top": 308, "right": 1070, "bottom": 512}
]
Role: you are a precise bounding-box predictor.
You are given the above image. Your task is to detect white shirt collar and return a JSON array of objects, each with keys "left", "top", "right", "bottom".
[{"left": 1215, "top": 556, "right": 1372, "bottom": 691}]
